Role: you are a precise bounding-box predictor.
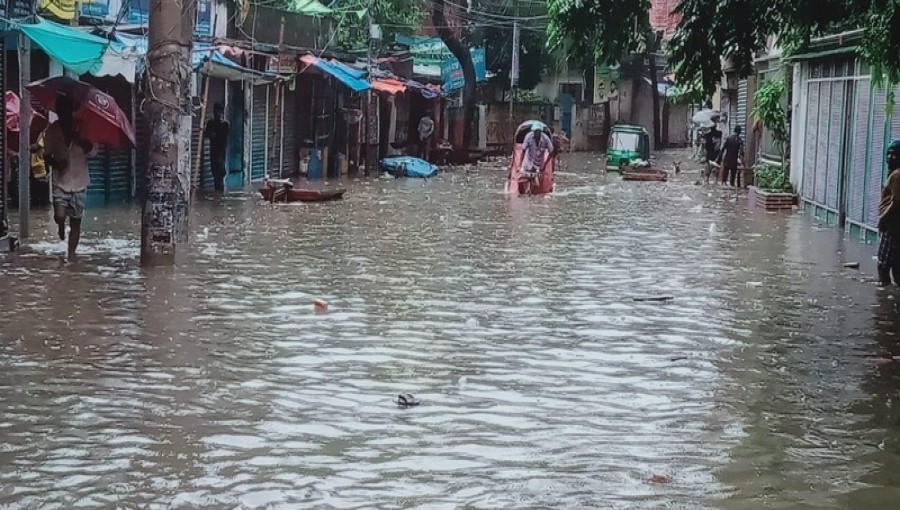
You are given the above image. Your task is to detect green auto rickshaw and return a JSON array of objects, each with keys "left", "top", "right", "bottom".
[{"left": 606, "top": 124, "right": 650, "bottom": 172}]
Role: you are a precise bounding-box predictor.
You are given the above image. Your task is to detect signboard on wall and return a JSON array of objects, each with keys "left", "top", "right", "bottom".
[
  {"left": 593, "top": 65, "right": 619, "bottom": 103},
  {"left": 441, "top": 48, "right": 486, "bottom": 93},
  {"left": 127, "top": 0, "right": 210, "bottom": 34}
]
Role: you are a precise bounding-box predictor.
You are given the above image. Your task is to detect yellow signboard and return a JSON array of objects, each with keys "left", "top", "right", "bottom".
[{"left": 39, "top": 0, "right": 93, "bottom": 21}]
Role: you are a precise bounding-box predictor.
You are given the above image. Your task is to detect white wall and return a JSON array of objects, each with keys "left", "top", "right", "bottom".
[{"left": 534, "top": 68, "right": 585, "bottom": 102}]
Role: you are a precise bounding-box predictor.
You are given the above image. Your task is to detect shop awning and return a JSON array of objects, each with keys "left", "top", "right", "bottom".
[
  {"left": 289, "top": 0, "right": 333, "bottom": 15},
  {"left": 195, "top": 48, "right": 278, "bottom": 85},
  {"left": 300, "top": 54, "right": 370, "bottom": 92},
  {"left": 20, "top": 17, "right": 107, "bottom": 76},
  {"left": 372, "top": 78, "right": 406, "bottom": 95}
]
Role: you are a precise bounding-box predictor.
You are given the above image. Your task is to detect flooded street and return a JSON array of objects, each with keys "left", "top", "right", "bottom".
[{"left": 2, "top": 153, "right": 900, "bottom": 509}]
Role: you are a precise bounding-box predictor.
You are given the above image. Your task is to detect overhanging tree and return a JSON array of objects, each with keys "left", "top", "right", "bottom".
[
  {"left": 668, "top": 0, "right": 880, "bottom": 98},
  {"left": 432, "top": 0, "right": 478, "bottom": 148},
  {"left": 547, "top": 0, "right": 664, "bottom": 147}
]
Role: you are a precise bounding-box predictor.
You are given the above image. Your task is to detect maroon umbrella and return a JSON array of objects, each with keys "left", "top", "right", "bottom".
[
  {"left": 5, "top": 91, "right": 48, "bottom": 154},
  {"left": 27, "top": 76, "right": 136, "bottom": 149}
]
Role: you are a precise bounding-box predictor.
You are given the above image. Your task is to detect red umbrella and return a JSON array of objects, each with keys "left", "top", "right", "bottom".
[
  {"left": 5, "top": 91, "right": 48, "bottom": 154},
  {"left": 27, "top": 76, "right": 136, "bottom": 149}
]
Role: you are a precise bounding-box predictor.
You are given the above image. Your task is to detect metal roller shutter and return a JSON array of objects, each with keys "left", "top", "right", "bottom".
[
  {"left": 736, "top": 79, "right": 748, "bottom": 134},
  {"left": 802, "top": 83, "right": 820, "bottom": 201},
  {"left": 86, "top": 148, "right": 131, "bottom": 206},
  {"left": 250, "top": 85, "right": 268, "bottom": 182},
  {"left": 866, "top": 88, "right": 888, "bottom": 227},
  {"left": 815, "top": 82, "right": 831, "bottom": 204},
  {"left": 190, "top": 112, "right": 210, "bottom": 190},
  {"left": 848, "top": 80, "right": 870, "bottom": 225},
  {"left": 281, "top": 86, "right": 297, "bottom": 176},
  {"left": 825, "top": 81, "right": 845, "bottom": 210}
]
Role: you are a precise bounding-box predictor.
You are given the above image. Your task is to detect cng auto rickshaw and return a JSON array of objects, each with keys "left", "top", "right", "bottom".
[{"left": 606, "top": 124, "right": 650, "bottom": 172}]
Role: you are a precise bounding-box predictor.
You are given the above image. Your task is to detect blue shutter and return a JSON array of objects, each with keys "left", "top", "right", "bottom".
[
  {"left": 85, "top": 148, "right": 131, "bottom": 206},
  {"left": 848, "top": 80, "right": 870, "bottom": 225},
  {"left": 802, "top": 83, "right": 820, "bottom": 201}
]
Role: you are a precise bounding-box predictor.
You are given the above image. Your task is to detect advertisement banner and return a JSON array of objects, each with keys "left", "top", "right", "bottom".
[{"left": 441, "top": 48, "right": 486, "bottom": 93}]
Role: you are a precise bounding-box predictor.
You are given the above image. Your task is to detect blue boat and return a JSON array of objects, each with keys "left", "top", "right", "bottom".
[{"left": 380, "top": 156, "right": 438, "bottom": 178}]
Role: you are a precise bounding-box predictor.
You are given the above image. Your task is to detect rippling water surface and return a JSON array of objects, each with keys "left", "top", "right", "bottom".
[{"left": 3, "top": 156, "right": 900, "bottom": 509}]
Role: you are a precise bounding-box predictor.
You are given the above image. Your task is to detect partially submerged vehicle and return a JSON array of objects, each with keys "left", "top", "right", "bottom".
[
  {"left": 507, "top": 120, "right": 554, "bottom": 196},
  {"left": 606, "top": 124, "right": 650, "bottom": 171}
]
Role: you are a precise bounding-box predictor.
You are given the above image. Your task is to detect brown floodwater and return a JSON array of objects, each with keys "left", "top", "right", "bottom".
[{"left": 2, "top": 155, "right": 900, "bottom": 509}]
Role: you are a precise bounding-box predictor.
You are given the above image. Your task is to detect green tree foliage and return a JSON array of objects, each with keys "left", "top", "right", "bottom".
[
  {"left": 547, "top": 0, "right": 650, "bottom": 65},
  {"left": 752, "top": 78, "right": 788, "bottom": 161},
  {"left": 668, "top": 0, "right": 877, "bottom": 97},
  {"left": 333, "top": 0, "right": 423, "bottom": 51}
]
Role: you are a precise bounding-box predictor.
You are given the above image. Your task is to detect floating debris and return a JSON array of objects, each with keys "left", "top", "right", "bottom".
[
  {"left": 394, "top": 394, "right": 421, "bottom": 407},
  {"left": 649, "top": 474, "right": 670, "bottom": 484},
  {"left": 314, "top": 299, "right": 329, "bottom": 312},
  {"left": 843, "top": 262, "right": 861, "bottom": 269},
  {"left": 633, "top": 296, "right": 674, "bottom": 302}
]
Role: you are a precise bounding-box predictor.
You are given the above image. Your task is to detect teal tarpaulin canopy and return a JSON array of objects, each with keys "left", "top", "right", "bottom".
[
  {"left": 290, "top": 0, "right": 333, "bottom": 15},
  {"left": 20, "top": 18, "right": 109, "bottom": 76}
]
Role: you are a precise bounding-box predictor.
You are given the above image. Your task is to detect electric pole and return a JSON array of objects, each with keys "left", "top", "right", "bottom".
[{"left": 141, "top": 0, "right": 195, "bottom": 266}]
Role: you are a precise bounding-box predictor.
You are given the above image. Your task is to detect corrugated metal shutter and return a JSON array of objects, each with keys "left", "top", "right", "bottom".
[
  {"left": 281, "top": 86, "right": 297, "bottom": 176},
  {"left": 825, "top": 81, "right": 845, "bottom": 210},
  {"left": 736, "top": 79, "right": 748, "bottom": 134},
  {"left": 86, "top": 148, "right": 131, "bottom": 206},
  {"left": 802, "top": 82, "right": 820, "bottom": 201},
  {"left": 250, "top": 85, "right": 268, "bottom": 182},
  {"left": 866, "top": 88, "right": 888, "bottom": 227},
  {"left": 190, "top": 112, "right": 211, "bottom": 190},
  {"left": 848, "top": 80, "right": 871, "bottom": 224},
  {"left": 815, "top": 82, "right": 831, "bottom": 204}
]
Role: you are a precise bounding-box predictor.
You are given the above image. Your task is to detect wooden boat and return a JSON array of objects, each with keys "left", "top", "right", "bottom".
[
  {"left": 259, "top": 186, "right": 346, "bottom": 203},
  {"left": 621, "top": 166, "right": 668, "bottom": 182}
]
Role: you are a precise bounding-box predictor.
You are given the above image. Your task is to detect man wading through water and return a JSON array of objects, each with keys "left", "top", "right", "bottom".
[
  {"left": 878, "top": 140, "right": 900, "bottom": 286},
  {"left": 45, "top": 95, "right": 96, "bottom": 256},
  {"left": 205, "top": 103, "right": 229, "bottom": 192}
]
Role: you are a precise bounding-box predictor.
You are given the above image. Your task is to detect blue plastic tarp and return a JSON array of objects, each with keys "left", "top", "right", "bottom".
[
  {"left": 381, "top": 156, "right": 438, "bottom": 178},
  {"left": 301, "top": 54, "right": 370, "bottom": 93}
]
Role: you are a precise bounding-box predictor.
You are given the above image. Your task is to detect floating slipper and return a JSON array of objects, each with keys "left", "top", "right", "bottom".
[{"left": 394, "top": 394, "right": 421, "bottom": 407}]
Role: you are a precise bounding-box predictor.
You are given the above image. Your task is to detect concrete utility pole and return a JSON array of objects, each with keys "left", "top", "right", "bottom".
[
  {"left": 17, "top": 34, "right": 31, "bottom": 239},
  {"left": 141, "top": 0, "right": 195, "bottom": 266}
]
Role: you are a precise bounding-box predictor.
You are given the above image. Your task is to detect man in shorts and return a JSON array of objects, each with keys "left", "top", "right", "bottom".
[
  {"left": 44, "top": 95, "right": 95, "bottom": 256},
  {"left": 702, "top": 125, "right": 722, "bottom": 184}
]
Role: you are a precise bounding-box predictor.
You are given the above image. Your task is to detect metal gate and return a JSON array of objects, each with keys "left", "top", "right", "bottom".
[{"left": 250, "top": 85, "right": 269, "bottom": 182}]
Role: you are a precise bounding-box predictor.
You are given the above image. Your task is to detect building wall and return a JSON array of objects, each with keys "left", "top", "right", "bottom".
[
  {"left": 534, "top": 68, "right": 585, "bottom": 103},
  {"left": 650, "top": 0, "right": 682, "bottom": 36}
]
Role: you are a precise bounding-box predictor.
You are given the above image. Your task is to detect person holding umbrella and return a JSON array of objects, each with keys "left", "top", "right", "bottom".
[
  {"left": 44, "top": 95, "right": 96, "bottom": 255},
  {"left": 28, "top": 76, "right": 135, "bottom": 255}
]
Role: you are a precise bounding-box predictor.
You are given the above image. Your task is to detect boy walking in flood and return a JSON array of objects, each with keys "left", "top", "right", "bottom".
[{"left": 878, "top": 140, "right": 900, "bottom": 286}]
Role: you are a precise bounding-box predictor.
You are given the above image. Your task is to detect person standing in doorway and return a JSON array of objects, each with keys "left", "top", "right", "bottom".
[
  {"left": 878, "top": 140, "right": 900, "bottom": 286},
  {"left": 44, "top": 95, "right": 95, "bottom": 256},
  {"left": 417, "top": 113, "right": 435, "bottom": 161},
  {"left": 718, "top": 125, "right": 744, "bottom": 187},
  {"left": 205, "top": 103, "right": 229, "bottom": 192}
]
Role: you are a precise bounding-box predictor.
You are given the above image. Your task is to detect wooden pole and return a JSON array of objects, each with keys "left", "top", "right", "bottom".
[
  {"left": 270, "top": 16, "right": 285, "bottom": 178},
  {"left": 141, "top": 0, "right": 195, "bottom": 266},
  {"left": 191, "top": 74, "right": 211, "bottom": 200}
]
